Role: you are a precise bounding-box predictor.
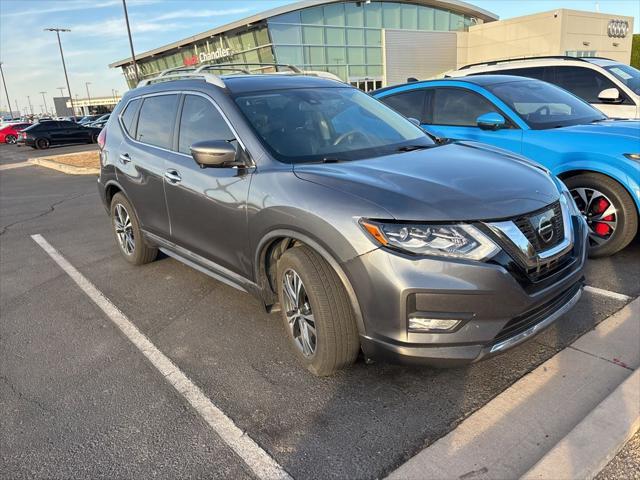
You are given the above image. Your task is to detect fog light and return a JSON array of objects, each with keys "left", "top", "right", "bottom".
[{"left": 408, "top": 317, "right": 462, "bottom": 332}]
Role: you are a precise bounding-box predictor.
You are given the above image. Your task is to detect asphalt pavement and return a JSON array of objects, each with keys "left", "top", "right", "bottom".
[{"left": 1, "top": 142, "right": 637, "bottom": 479}]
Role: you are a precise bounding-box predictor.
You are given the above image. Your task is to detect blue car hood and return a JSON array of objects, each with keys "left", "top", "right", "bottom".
[{"left": 556, "top": 120, "right": 640, "bottom": 142}]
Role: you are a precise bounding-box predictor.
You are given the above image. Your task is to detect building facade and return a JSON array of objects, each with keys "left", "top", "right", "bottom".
[{"left": 110, "top": 0, "right": 497, "bottom": 90}]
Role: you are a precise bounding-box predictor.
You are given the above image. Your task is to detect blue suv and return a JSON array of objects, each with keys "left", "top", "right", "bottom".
[{"left": 374, "top": 75, "right": 640, "bottom": 257}]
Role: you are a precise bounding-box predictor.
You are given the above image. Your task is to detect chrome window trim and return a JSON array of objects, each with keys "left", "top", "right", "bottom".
[{"left": 118, "top": 90, "right": 252, "bottom": 164}]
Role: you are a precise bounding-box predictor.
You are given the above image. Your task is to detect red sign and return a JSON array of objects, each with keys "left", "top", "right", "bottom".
[{"left": 183, "top": 55, "right": 198, "bottom": 66}]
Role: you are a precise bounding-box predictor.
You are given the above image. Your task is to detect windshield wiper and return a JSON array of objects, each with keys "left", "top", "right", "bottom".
[{"left": 396, "top": 145, "right": 430, "bottom": 152}]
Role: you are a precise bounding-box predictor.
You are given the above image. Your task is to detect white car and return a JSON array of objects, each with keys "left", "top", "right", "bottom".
[{"left": 446, "top": 56, "right": 640, "bottom": 119}]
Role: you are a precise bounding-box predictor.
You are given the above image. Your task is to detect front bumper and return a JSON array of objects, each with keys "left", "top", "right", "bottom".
[{"left": 343, "top": 215, "right": 588, "bottom": 366}]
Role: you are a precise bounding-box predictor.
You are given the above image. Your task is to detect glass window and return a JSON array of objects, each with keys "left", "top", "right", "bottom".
[
  {"left": 418, "top": 7, "right": 434, "bottom": 30},
  {"left": 136, "top": 95, "right": 178, "bottom": 149},
  {"left": 348, "top": 47, "right": 365, "bottom": 64},
  {"left": 178, "top": 95, "right": 233, "bottom": 155},
  {"left": 234, "top": 87, "right": 433, "bottom": 163},
  {"left": 269, "top": 23, "right": 301, "bottom": 44},
  {"left": 270, "top": 11, "right": 301, "bottom": 24},
  {"left": 324, "top": 3, "right": 345, "bottom": 26},
  {"left": 380, "top": 90, "right": 428, "bottom": 122},
  {"left": 552, "top": 66, "right": 621, "bottom": 103},
  {"left": 243, "top": 49, "right": 260, "bottom": 64},
  {"left": 604, "top": 63, "right": 640, "bottom": 95},
  {"left": 488, "top": 80, "right": 605, "bottom": 130},
  {"left": 364, "top": 2, "right": 382, "bottom": 28},
  {"left": 255, "top": 28, "right": 270, "bottom": 46},
  {"left": 449, "top": 12, "right": 464, "bottom": 31},
  {"left": 301, "top": 6, "right": 324, "bottom": 25},
  {"left": 274, "top": 46, "right": 303, "bottom": 65},
  {"left": 431, "top": 88, "right": 497, "bottom": 126},
  {"left": 366, "top": 47, "right": 381, "bottom": 65},
  {"left": 365, "top": 29, "right": 381, "bottom": 46},
  {"left": 401, "top": 4, "right": 418, "bottom": 30},
  {"left": 326, "top": 27, "right": 345, "bottom": 45},
  {"left": 347, "top": 28, "right": 364, "bottom": 46},
  {"left": 303, "top": 26, "right": 324, "bottom": 44},
  {"left": 382, "top": 2, "right": 401, "bottom": 28},
  {"left": 326, "top": 47, "right": 347, "bottom": 64},
  {"left": 304, "top": 46, "right": 326, "bottom": 64},
  {"left": 345, "top": 2, "right": 364, "bottom": 27},
  {"left": 119, "top": 99, "right": 140, "bottom": 135},
  {"left": 434, "top": 9, "right": 449, "bottom": 30},
  {"left": 489, "top": 66, "right": 547, "bottom": 81},
  {"left": 349, "top": 65, "right": 366, "bottom": 77},
  {"left": 367, "top": 65, "right": 383, "bottom": 77}
]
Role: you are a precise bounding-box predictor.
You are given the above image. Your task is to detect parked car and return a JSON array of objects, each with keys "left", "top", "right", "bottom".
[
  {"left": 0, "top": 122, "right": 31, "bottom": 144},
  {"left": 87, "top": 119, "right": 108, "bottom": 129},
  {"left": 63, "top": 116, "right": 82, "bottom": 123},
  {"left": 18, "top": 120, "right": 101, "bottom": 149},
  {"left": 446, "top": 56, "right": 640, "bottom": 119},
  {"left": 79, "top": 114, "right": 103, "bottom": 125},
  {"left": 98, "top": 71, "right": 587, "bottom": 376},
  {"left": 373, "top": 75, "right": 640, "bottom": 257}
]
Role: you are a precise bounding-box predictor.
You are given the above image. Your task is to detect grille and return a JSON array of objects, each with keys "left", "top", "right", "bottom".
[
  {"left": 493, "top": 281, "right": 582, "bottom": 344},
  {"left": 513, "top": 201, "right": 564, "bottom": 253}
]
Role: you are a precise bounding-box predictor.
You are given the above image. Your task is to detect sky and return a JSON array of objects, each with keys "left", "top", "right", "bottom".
[{"left": 1, "top": 0, "right": 638, "bottom": 114}]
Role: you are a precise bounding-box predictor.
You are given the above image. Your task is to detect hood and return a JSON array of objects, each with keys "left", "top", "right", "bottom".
[
  {"left": 557, "top": 120, "right": 640, "bottom": 142},
  {"left": 294, "top": 142, "right": 560, "bottom": 222}
]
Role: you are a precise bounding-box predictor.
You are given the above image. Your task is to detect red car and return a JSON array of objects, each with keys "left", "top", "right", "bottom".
[{"left": 0, "top": 123, "right": 32, "bottom": 144}]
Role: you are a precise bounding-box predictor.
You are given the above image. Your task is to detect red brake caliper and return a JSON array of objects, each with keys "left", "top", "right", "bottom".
[{"left": 593, "top": 198, "right": 612, "bottom": 236}]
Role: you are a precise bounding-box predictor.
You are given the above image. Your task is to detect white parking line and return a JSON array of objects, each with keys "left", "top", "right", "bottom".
[
  {"left": 0, "top": 162, "right": 31, "bottom": 171},
  {"left": 31, "top": 234, "right": 292, "bottom": 480},
  {"left": 584, "top": 285, "right": 632, "bottom": 302}
]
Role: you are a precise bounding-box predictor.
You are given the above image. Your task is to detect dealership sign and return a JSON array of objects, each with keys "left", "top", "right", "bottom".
[
  {"left": 183, "top": 47, "right": 234, "bottom": 66},
  {"left": 607, "top": 19, "right": 629, "bottom": 38}
]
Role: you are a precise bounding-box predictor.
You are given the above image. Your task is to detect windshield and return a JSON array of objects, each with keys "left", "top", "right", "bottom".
[
  {"left": 487, "top": 80, "right": 606, "bottom": 130},
  {"left": 234, "top": 87, "right": 433, "bottom": 163},
  {"left": 604, "top": 64, "right": 640, "bottom": 95}
]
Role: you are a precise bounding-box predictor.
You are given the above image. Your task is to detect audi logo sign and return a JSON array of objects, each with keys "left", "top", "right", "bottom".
[{"left": 607, "top": 19, "right": 629, "bottom": 38}]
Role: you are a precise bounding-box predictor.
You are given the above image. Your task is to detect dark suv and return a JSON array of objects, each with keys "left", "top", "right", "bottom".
[{"left": 98, "top": 69, "right": 588, "bottom": 376}]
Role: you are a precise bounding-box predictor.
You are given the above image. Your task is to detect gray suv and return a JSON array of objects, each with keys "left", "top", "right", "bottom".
[{"left": 98, "top": 69, "right": 588, "bottom": 376}]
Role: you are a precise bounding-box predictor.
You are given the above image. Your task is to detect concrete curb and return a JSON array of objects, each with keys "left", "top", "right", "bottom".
[
  {"left": 28, "top": 156, "right": 99, "bottom": 175},
  {"left": 523, "top": 368, "right": 640, "bottom": 480}
]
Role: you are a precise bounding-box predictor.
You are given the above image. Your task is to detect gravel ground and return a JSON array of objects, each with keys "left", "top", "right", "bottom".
[{"left": 596, "top": 430, "right": 640, "bottom": 480}]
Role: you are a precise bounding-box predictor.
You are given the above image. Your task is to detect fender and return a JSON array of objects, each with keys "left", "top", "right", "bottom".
[{"left": 255, "top": 229, "right": 368, "bottom": 336}]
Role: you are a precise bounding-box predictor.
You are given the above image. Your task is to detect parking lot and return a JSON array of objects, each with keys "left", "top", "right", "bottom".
[{"left": 1, "top": 142, "right": 638, "bottom": 479}]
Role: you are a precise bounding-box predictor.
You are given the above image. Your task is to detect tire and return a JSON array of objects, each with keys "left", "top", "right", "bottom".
[
  {"left": 277, "top": 246, "right": 360, "bottom": 376},
  {"left": 5, "top": 134, "right": 16, "bottom": 144},
  {"left": 35, "top": 138, "right": 50, "bottom": 149},
  {"left": 564, "top": 173, "right": 638, "bottom": 257},
  {"left": 110, "top": 193, "right": 158, "bottom": 265},
  {"left": 89, "top": 133, "right": 98, "bottom": 144}
]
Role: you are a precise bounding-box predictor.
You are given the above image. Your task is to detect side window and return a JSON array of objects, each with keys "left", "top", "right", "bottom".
[
  {"left": 500, "top": 67, "right": 547, "bottom": 81},
  {"left": 177, "top": 95, "right": 234, "bottom": 154},
  {"left": 552, "top": 66, "right": 620, "bottom": 104},
  {"left": 120, "top": 98, "right": 140, "bottom": 136},
  {"left": 431, "top": 88, "right": 497, "bottom": 126},
  {"left": 380, "top": 90, "right": 427, "bottom": 123},
  {"left": 136, "top": 95, "right": 178, "bottom": 149}
]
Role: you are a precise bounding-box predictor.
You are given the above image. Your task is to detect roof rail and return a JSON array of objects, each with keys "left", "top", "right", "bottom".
[
  {"left": 459, "top": 55, "right": 595, "bottom": 70},
  {"left": 195, "top": 63, "right": 303, "bottom": 73}
]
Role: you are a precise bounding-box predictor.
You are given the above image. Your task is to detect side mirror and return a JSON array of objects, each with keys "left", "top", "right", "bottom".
[
  {"left": 477, "top": 112, "right": 506, "bottom": 131},
  {"left": 598, "top": 88, "right": 621, "bottom": 103},
  {"left": 407, "top": 117, "right": 421, "bottom": 127},
  {"left": 190, "top": 140, "right": 240, "bottom": 168}
]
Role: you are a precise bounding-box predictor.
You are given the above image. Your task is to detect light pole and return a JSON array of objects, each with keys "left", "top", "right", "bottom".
[
  {"left": 14, "top": 99, "right": 19, "bottom": 117},
  {"left": 39, "top": 91, "right": 49, "bottom": 114},
  {"left": 57, "top": 86, "right": 66, "bottom": 97},
  {"left": 27, "top": 95, "right": 33, "bottom": 115},
  {"left": 85, "top": 82, "right": 92, "bottom": 114},
  {"left": 0, "top": 62, "right": 13, "bottom": 117},
  {"left": 122, "top": 0, "right": 139, "bottom": 83},
  {"left": 44, "top": 28, "right": 75, "bottom": 117}
]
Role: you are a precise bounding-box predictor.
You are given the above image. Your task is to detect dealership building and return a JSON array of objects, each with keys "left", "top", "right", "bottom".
[{"left": 110, "top": 0, "right": 634, "bottom": 90}]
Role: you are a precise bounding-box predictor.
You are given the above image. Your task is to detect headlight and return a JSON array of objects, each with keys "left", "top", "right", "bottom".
[
  {"left": 360, "top": 220, "right": 499, "bottom": 261},
  {"left": 558, "top": 181, "right": 581, "bottom": 217},
  {"left": 623, "top": 153, "right": 640, "bottom": 161}
]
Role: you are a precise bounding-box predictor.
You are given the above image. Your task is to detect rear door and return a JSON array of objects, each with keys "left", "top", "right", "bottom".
[
  {"left": 115, "top": 94, "right": 176, "bottom": 238},
  {"left": 163, "top": 92, "right": 253, "bottom": 277}
]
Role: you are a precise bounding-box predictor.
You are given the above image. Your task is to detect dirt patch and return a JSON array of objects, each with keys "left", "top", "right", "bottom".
[{"left": 29, "top": 151, "right": 100, "bottom": 175}]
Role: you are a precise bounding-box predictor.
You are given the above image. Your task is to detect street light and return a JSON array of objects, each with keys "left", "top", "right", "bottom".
[
  {"left": 39, "top": 91, "right": 49, "bottom": 114},
  {"left": 122, "top": 0, "right": 139, "bottom": 83},
  {"left": 44, "top": 28, "right": 75, "bottom": 117},
  {"left": 0, "top": 62, "right": 13, "bottom": 117},
  {"left": 57, "top": 86, "right": 66, "bottom": 97},
  {"left": 27, "top": 95, "right": 33, "bottom": 115}
]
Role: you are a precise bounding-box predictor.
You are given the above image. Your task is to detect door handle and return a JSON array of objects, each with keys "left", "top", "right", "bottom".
[
  {"left": 164, "top": 169, "right": 182, "bottom": 184},
  {"left": 119, "top": 153, "right": 131, "bottom": 164}
]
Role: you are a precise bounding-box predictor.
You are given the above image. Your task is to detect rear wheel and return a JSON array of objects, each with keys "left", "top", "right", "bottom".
[
  {"left": 565, "top": 173, "right": 638, "bottom": 257},
  {"left": 90, "top": 132, "right": 98, "bottom": 143},
  {"left": 277, "top": 246, "right": 360, "bottom": 376},
  {"left": 110, "top": 193, "right": 158, "bottom": 265},
  {"left": 5, "top": 134, "right": 16, "bottom": 144},
  {"left": 35, "top": 138, "right": 50, "bottom": 149}
]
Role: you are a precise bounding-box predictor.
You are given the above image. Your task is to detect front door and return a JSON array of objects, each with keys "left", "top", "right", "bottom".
[{"left": 163, "top": 93, "right": 253, "bottom": 278}]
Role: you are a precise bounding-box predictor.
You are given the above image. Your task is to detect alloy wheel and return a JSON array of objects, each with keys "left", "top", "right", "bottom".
[
  {"left": 113, "top": 203, "right": 135, "bottom": 255},
  {"left": 571, "top": 187, "right": 618, "bottom": 247},
  {"left": 282, "top": 269, "right": 316, "bottom": 357},
  {"left": 6, "top": 135, "right": 16, "bottom": 144}
]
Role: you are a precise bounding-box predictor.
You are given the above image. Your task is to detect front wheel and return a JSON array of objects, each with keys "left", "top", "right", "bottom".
[
  {"left": 5, "top": 134, "right": 16, "bottom": 144},
  {"left": 35, "top": 138, "right": 50, "bottom": 149},
  {"left": 277, "top": 246, "right": 360, "bottom": 376},
  {"left": 110, "top": 193, "right": 158, "bottom": 265},
  {"left": 565, "top": 173, "right": 638, "bottom": 257}
]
